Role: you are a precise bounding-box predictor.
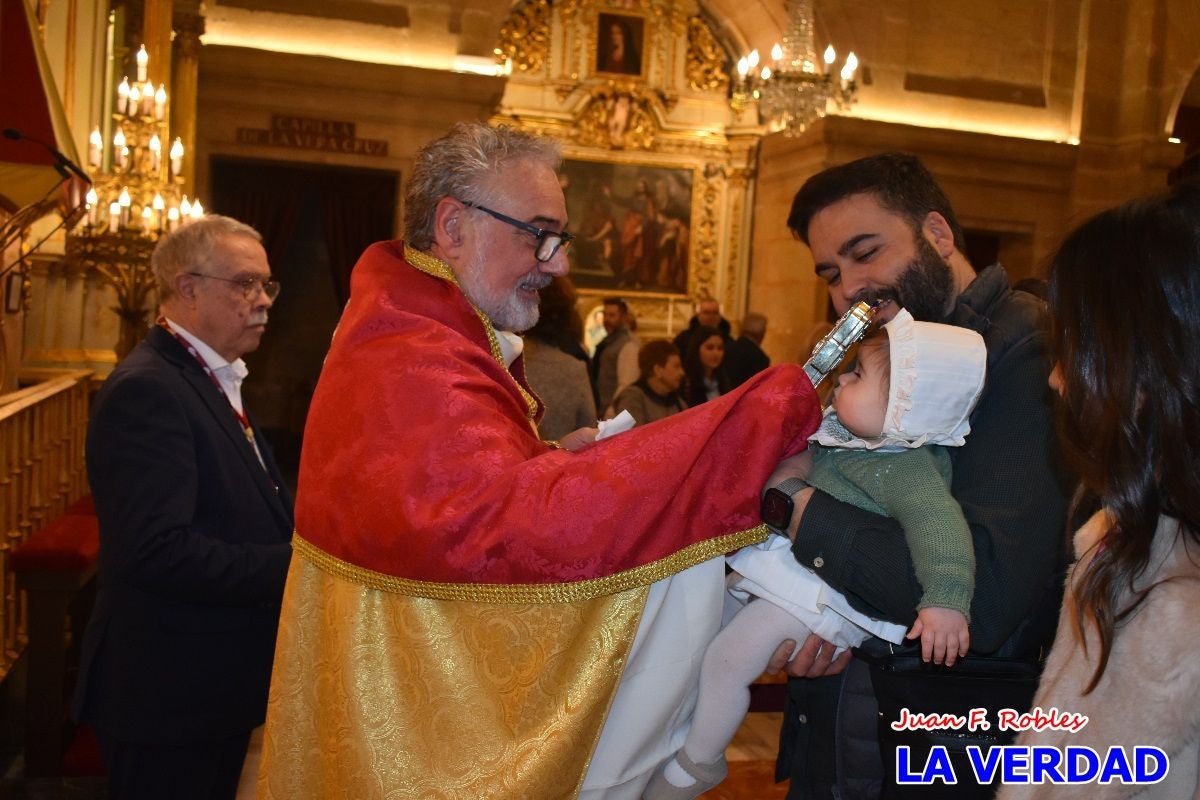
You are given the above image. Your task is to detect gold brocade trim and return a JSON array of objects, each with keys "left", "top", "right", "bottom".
[
  {"left": 259, "top": 556, "right": 648, "bottom": 799},
  {"left": 573, "top": 587, "right": 646, "bottom": 799},
  {"left": 292, "top": 523, "right": 770, "bottom": 604},
  {"left": 403, "top": 245, "right": 540, "bottom": 425}
]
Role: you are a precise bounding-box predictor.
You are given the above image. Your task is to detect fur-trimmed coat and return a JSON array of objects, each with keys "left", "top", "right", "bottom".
[{"left": 997, "top": 511, "right": 1200, "bottom": 799}]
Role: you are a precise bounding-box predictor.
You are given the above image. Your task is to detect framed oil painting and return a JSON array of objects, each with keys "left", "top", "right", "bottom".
[
  {"left": 560, "top": 158, "right": 693, "bottom": 296},
  {"left": 596, "top": 12, "right": 645, "bottom": 77}
]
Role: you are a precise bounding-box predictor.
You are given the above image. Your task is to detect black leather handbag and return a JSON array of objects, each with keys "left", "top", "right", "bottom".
[{"left": 860, "top": 646, "right": 1044, "bottom": 798}]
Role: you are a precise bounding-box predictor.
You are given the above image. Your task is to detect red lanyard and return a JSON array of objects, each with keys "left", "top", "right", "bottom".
[{"left": 158, "top": 318, "right": 257, "bottom": 449}]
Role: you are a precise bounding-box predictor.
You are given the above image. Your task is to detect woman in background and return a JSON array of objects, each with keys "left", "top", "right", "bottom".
[
  {"left": 611, "top": 339, "right": 687, "bottom": 425},
  {"left": 682, "top": 326, "right": 729, "bottom": 407},
  {"left": 523, "top": 276, "right": 596, "bottom": 441},
  {"left": 997, "top": 181, "right": 1200, "bottom": 799}
]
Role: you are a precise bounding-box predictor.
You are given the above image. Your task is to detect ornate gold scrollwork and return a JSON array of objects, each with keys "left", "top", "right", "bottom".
[
  {"left": 495, "top": 0, "right": 553, "bottom": 74},
  {"left": 686, "top": 17, "right": 729, "bottom": 93},
  {"left": 691, "top": 168, "right": 721, "bottom": 299},
  {"left": 573, "top": 81, "right": 662, "bottom": 150}
]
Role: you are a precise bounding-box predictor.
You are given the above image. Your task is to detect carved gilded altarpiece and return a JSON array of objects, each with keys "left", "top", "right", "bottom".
[{"left": 492, "top": 0, "right": 761, "bottom": 336}]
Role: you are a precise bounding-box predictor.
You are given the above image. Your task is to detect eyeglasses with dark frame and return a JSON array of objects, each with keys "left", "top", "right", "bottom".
[
  {"left": 461, "top": 200, "right": 574, "bottom": 262},
  {"left": 187, "top": 272, "right": 282, "bottom": 301}
]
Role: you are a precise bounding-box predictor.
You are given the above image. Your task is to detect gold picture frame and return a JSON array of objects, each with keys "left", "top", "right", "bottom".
[
  {"left": 595, "top": 12, "right": 646, "bottom": 77},
  {"left": 561, "top": 156, "right": 694, "bottom": 297}
]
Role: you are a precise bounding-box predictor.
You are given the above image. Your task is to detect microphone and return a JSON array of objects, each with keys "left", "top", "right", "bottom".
[{"left": 3, "top": 127, "right": 93, "bottom": 184}]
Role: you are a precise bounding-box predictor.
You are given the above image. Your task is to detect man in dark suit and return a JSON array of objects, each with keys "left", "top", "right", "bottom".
[
  {"left": 724, "top": 311, "right": 770, "bottom": 388},
  {"left": 671, "top": 297, "right": 732, "bottom": 355},
  {"left": 73, "top": 215, "right": 294, "bottom": 799}
]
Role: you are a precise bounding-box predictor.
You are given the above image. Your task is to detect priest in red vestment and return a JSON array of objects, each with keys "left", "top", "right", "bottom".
[{"left": 258, "top": 122, "right": 823, "bottom": 799}]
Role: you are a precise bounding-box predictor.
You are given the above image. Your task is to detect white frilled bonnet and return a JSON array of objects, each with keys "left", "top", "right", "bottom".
[{"left": 811, "top": 308, "right": 987, "bottom": 451}]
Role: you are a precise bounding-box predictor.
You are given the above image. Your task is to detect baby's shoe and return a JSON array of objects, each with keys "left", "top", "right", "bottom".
[{"left": 642, "top": 749, "right": 728, "bottom": 800}]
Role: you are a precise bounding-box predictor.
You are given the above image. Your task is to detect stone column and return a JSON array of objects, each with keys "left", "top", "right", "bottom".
[
  {"left": 142, "top": 0, "right": 172, "bottom": 89},
  {"left": 171, "top": 9, "right": 205, "bottom": 196}
]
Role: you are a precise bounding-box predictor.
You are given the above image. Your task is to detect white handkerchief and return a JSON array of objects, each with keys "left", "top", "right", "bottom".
[{"left": 596, "top": 410, "right": 636, "bottom": 440}]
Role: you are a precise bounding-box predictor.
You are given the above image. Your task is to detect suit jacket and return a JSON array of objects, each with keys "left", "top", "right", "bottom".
[
  {"left": 73, "top": 325, "right": 294, "bottom": 745},
  {"left": 725, "top": 336, "right": 770, "bottom": 389}
]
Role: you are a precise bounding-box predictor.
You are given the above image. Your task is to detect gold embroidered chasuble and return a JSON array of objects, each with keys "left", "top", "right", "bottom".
[{"left": 258, "top": 242, "right": 822, "bottom": 798}]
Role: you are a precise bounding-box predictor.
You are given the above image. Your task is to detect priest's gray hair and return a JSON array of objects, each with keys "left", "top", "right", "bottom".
[
  {"left": 152, "top": 214, "right": 262, "bottom": 300},
  {"left": 404, "top": 122, "right": 562, "bottom": 250}
]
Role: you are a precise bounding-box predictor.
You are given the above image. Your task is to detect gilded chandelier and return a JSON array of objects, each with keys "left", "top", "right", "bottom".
[
  {"left": 65, "top": 45, "right": 203, "bottom": 358},
  {"left": 731, "top": 0, "right": 858, "bottom": 134}
]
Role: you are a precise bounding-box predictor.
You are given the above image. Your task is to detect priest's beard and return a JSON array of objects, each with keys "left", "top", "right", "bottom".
[
  {"left": 866, "top": 234, "right": 957, "bottom": 322},
  {"left": 456, "top": 251, "right": 551, "bottom": 332}
]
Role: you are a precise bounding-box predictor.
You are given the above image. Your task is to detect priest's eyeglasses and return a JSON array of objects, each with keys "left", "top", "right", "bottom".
[
  {"left": 462, "top": 201, "right": 574, "bottom": 262},
  {"left": 187, "top": 272, "right": 282, "bottom": 301}
]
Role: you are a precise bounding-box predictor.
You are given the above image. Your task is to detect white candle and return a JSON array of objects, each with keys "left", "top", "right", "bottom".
[
  {"left": 117, "top": 77, "right": 130, "bottom": 115},
  {"left": 88, "top": 127, "right": 103, "bottom": 168},
  {"left": 108, "top": 202, "right": 121, "bottom": 233},
  {"left": 170, "top": 138, "right": 184, "bottom": 177},
  {"left": 118, "top": 188, "right": 132, "bottom": 228},
  {"left": 149, "top": 134, "right": 162, "bottom": 172},
  {"left": 113, "top": 130, "right": 127, "bottom": 168},
  {"left": 86, "top": 188, "right": 99, "bottom": 226},
  {"left": 154, "top": 85, "right": 167, "bottom": 120},
  {"left": 142, "top": 81, "right": 155, "bottom": 116},
  {"left": 142, "top": 206, "right": 153, "bottom": 233},
  {"left": 128, "top": 85, "right": 141, "bottom": 118},
  {"left": 190, "top": 199, "right": 204, "bottom": 220},
  {"left": 180, "top": 196, "right": 192, "bottom": 219},
  {"left": 136, "top": 45, "right": 148, "bottom": 83},
  {"left": 167, "top": 207, "right": 180, "bottom": 232},
  {"left": 153, "top": 193, "right": 165, "bottom": 232},
  {"left": 841, "top": 52, "right": 858, "bottom": 83}
]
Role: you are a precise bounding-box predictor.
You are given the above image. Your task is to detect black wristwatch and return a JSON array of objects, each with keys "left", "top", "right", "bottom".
[{"left": 760, "top": 477, "right": 808, "bottom": 532}]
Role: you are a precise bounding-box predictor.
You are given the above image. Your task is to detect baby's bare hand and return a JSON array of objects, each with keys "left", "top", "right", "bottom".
[{"left": 906, "top": 607, "right": 970, "bottom": 667}]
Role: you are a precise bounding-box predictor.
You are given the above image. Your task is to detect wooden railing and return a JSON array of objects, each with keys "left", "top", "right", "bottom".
[{"left": 0, "top": 370, "right": 91, "bottom": 680}]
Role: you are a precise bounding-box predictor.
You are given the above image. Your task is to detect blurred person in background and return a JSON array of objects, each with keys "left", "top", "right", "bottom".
[
  {"left": 683, "top": 325, "right": 730, "bottom": 407},
  {"left": 672, "top": 297, "right": 731, "bottom": 355},
  {"left": 591, "top": 296, "right": 640, "bottom": 414},
  {"left": 611, "top": 339, "right": 687, "bottom": 425},
  {"left": 725, "top": 311, "right": 770, "bottom": 389},
  {"left": 523, "top": 275, "right": 596, "bottom": 440}
]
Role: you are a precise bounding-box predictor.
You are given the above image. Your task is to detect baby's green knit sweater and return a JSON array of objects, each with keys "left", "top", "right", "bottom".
[{"left": 806, "top": 443, "right": 975, "bottom": 618}]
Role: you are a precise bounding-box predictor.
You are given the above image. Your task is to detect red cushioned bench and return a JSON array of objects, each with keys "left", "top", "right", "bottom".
[{"left": 11, "top": 496, "right": 100, "bottom": 777}]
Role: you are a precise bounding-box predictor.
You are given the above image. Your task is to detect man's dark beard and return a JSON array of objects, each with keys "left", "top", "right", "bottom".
[{"left": 856, "top": 234, "right": 956, "bottom": 322}]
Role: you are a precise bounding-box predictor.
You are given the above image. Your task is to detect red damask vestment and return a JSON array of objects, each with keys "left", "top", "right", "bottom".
[{"left": 258, "top": 242, "right": 822, "bottom": 799}]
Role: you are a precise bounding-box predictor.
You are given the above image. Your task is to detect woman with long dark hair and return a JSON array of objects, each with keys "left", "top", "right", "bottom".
[
  {"left": 682, "top": 326, "right": 729, "bottom": 407},
  {"left": 998, "top": 181, "right": 1200, "bottom": 799}
]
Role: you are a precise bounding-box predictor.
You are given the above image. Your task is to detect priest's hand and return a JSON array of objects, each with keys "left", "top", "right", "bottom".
[
  {"left": 765, "top": 633, "right": 852, "bottom": 678},
  {"left": 559, "top": 427, "right": 598, "bottom": 452}
]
